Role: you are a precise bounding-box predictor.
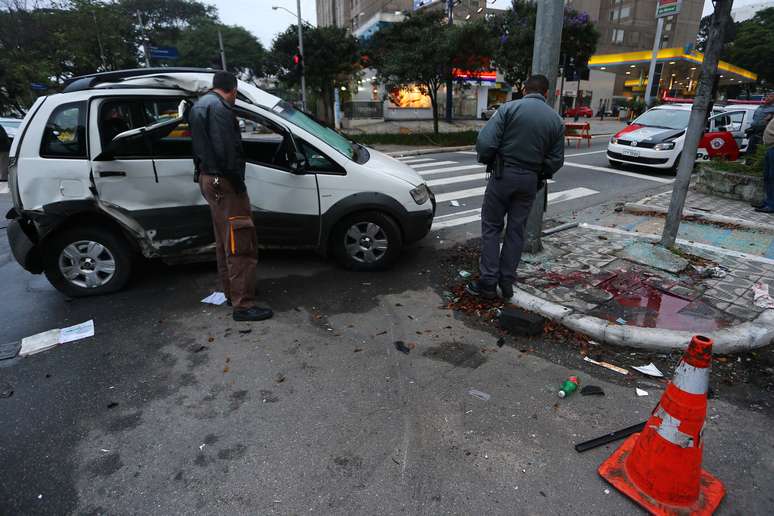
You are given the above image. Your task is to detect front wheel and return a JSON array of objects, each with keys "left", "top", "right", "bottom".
[
  {"left": 608, "top": 159, "right": 623, "bottom": 169},
  {"left": 332, "top": 211, "right": 403, "bottom": 271},
  {"left": 43, "top": 226, "right": 134, "bottom": 297}
]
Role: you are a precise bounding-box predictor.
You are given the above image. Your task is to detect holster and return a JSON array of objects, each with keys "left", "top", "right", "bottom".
[{"left": 486, "top": 153, "right": 504, "bottom": 180}]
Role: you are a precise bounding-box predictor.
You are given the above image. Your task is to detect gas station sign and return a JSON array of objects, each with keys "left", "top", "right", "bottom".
[{"left": 656, "top": 0, "right": 682, "bottom": 18}]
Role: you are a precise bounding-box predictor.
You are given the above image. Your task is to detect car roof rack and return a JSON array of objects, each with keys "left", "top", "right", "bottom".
[{"left": 63, "top": 68, "right": 217, "bottom": 93}]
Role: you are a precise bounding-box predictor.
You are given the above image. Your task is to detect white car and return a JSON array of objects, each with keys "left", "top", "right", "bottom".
[
  {"left": 6, "top": 69, "right": 435, "bottom": 296},
  {"left": 723, "top": 103, "right": 761, "bottom": 153},
  {"left": 0, "top": 117, "right": 22, "bottom": 139},
  {"left": 607, "top": 104, "right": 739, "bottom": 172}
]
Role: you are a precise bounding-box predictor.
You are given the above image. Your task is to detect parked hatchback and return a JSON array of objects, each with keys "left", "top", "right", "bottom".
[{"left": 6, "top": 69, "right": 435, "bottom": 296}]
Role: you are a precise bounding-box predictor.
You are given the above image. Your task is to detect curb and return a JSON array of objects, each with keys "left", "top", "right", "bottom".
[
  {"left": 510, "top": 287, "right": 774, "bottom": 353},
  {"left": 385, "top": 145, "right": 475, "bottom": 158},
  {"left": 624, "top": 202, "right": 774, "bottom": 234}
]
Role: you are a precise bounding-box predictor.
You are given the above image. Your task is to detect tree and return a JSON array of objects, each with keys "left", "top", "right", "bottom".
[
  {"left": 172, "top": 21, "right": 266, "bottom": 78},
  {"left": 725, "top": 7, "right": 774, "bottom": 84},
  {"left": 270, "top": 24, "right": 360, "bottom": 124}
]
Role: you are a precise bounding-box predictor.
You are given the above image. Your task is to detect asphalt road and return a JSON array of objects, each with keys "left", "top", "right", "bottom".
[{"left": 1, "top": 142, "right": 772, "bottom": 514}]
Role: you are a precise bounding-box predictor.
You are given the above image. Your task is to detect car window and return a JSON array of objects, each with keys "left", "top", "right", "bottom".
[
  {"left": 300, "top": 140, "right": 343, "bottom": 174},
  {"left": 99, "top": 99, "right": 146, "bottom": 155},
  {"left": 271, "top": 101, "right": 355, "bottom": 160},
  {"left": 40, "top": 102, "right": 87, "bottom": 158},
  {"left": 632, "top": 108, "right": 691, "bottom": 130},
  {"left": 237, "top": 113, "right": 292, "bottom": 170},
  {"left": 143, "top": 98, "right": 191, "bottom": 158}
]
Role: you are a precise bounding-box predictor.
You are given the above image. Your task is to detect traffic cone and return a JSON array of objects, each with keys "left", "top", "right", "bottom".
[{"left": 598, "top": 335, "right": 725, "bottom": 515}]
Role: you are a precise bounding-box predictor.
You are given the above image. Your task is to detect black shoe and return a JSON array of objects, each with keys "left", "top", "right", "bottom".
[
  {"left": 233, "top": 306, "right": 273, "bottom": 321},
  {"left": 499, "top": 282, "right": 514, "bottom": 300},
  {"left": 754, "top": 206, "right": 774, "bottom": 214},
  {"left": 751, "top": 202, "right": 765, "bottom": 209},
  {"left": 466, "top": 281, "right": 497, "bottom": 299},
  {"left": 226, "top": 298, "right": 232, "bottom": 307}
]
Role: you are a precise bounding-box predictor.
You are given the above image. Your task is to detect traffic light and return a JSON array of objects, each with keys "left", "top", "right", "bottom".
[{"left": 293, "top": 53, "right": 303, "bottom": 74}]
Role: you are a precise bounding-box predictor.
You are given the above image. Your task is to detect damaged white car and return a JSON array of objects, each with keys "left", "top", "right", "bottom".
[{"left": 5, "top": 69, "right": 435, "bottom": 296}]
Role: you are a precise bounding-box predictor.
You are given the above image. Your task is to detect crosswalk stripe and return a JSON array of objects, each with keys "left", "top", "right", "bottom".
[
  {"left": 435, "top": 187, "right": 487, "bottom": 203},
  {"left": 420, "top": 164, "right": 486, "bottom": 176},
  {"left": 411, "top": 161, "right": 457, "bottom": 169},
  {"left": 426, "top": 172, "right": 487, "bottom": 187},
  {"left": 566, "top": 150, "right": 607, "bottom": 157},
  {"left": 563, "top": 161, "right": 675, "bottom": 183},
  {"left": 432, "top": 187, "right": 600, "bottom": 229},
  {"left": 456, "top": 151, "right": 477, "bottom": 155},
  {"left": 399, "top": 157, "right": 435, "bottom": 164},
  {"left": 0, "top": 183, "right": 8, "bottom": 195}
]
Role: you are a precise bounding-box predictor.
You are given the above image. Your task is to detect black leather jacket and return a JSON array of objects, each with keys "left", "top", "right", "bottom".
[{"left": 188, "top": 92, "right": 246, "bottom": 187}]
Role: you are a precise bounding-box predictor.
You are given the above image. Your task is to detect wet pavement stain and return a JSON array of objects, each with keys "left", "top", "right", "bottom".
[
  {"left": 217, "top": 444, "right": 247, "bottom": 461},
  {"left": 423, "top": 342, "right": 487, "bottom": 369},
  {"left": 106, "top": 411, "right": 143, "bottom": 433},
  {"left": 86, "top": 452, "right": 123, "bottom": 477}
]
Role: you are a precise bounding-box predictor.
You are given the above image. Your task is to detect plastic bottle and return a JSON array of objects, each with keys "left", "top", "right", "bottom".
[{"left": 558, "top": 376, "right": 580, "bottom": 398}]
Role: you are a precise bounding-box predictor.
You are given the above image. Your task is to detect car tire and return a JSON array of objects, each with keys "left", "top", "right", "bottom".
[
  {"left": 670, "top": 153, "right": 682, "bottom": 175},
  {"left": 43, "top": 226, "right": 134, "bottom": 297},
  {"left": 332, "top": 211, "right": 403, "bottom": 272}
]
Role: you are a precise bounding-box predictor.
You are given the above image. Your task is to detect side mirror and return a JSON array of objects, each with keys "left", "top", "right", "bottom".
[{"left": 289, "top": 152, "right": 308, "bottom": 174}]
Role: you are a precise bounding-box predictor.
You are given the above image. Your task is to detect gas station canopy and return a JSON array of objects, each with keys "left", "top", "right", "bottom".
[{"left": 589, "top": 47, "right": 757, "bottom": 95}]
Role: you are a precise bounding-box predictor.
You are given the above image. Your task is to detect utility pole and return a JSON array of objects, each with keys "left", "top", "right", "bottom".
[
  {"left": 296, "top": 0, "right": 308, "bottom": 111},
  {"left": 445, "top": 0, "right": 454, "bottom": 123},
  {"left": 92, "top": 11, "right": 107, "bottom": 70},
  {"left": 136, "top": 11, "right": 151, "bottom": 67},
  {"left": 218, "top": 30, "right": 227, "bottom": 71},
  {"left": 645, "top": 17, "right": 665, "bottom": 106},
  {"left": 523, "top": 0, "right": 564, "bottom": 254},
  {"left": 660, "top": 0, "right": 734, "bottom": 248}
]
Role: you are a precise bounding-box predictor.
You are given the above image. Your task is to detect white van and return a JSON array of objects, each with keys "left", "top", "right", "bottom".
[{"left": 5, "top": 69, "right": 435, "bottom": 296}]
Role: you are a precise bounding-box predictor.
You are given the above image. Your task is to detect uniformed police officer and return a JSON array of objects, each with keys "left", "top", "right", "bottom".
[{"left": 467, "top": 75, "right": 565, "bottom": 300}]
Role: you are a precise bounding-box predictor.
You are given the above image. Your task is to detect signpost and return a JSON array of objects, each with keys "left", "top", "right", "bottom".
[
  {"left": 645, "top": 0, "right": 683, "bottom": 106},
  {"left": 149, "top": 46, "right": 179, "bottom": 60},
  {"left": 656, "top": 0, "right": 682, "bottom": 17}
]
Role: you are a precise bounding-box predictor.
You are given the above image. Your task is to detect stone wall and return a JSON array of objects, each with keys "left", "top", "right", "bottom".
[{"left": 692, "top": 165, "right": 764, "bottom": 204}]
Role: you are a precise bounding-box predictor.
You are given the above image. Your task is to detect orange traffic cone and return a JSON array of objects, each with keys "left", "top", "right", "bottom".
[{"left": 598, "top": 335, "right": 725, "bottom": 515}]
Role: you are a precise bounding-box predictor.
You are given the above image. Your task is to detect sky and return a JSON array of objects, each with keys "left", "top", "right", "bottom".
[{"left": 204, "top": 0, "right": 771, "bottom": 49}]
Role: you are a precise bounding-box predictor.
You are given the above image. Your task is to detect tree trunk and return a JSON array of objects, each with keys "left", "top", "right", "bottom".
[{"left": 429, "top": 88, "right": 439, "bottom": 135}]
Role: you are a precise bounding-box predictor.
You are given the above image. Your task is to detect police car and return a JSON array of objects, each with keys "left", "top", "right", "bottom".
[{"left": 607, "top": 104, "right": 741, "bottom": 173}]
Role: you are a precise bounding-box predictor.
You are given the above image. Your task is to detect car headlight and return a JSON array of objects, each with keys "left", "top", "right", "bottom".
[
  {"left": 410, "top": 184, "right": 430, "bottom": 205},
  {"left": 654, "top": 142, "right": 675, "bottom": 150},
  {"left": 610, "top": 137, "right": 618, "bottom": 144}
]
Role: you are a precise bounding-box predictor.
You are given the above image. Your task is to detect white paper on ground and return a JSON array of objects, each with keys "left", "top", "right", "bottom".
[
  {"left": 201, "top": 292, "right": 227, "bottom": 305},
  {"left": 449, "top": 200, "right": 460, "bottom": 207},
  {"left": 632, "top": 362, "right": 664, "bottom": 377},
  {"left": 20, "top": 329, "right": 61, "bottom": 356},
  {"left": 635, "top": 388, "right": 649, "bottom": 397},
  {"left": 752, "top": 282, "right": 774, "bottom": 309},
  {"left": 59, "top": 320, "right": 95, "bottom": 344}
]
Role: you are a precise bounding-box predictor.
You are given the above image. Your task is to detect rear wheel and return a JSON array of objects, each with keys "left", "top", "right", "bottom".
[
  {"left": 43, "top": 226, "right": 134, "bottom": 297},
  {"left": 332, "top": 211, "right": 403, "bottom": 271}
]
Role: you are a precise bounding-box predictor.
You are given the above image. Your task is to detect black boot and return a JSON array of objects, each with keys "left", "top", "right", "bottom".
[
  {"left": 466, "top": 281, "right": 497, "bottom": 299},
  {"left": 233, "top": 306, "right": 273, "bottom": 321},
  {"left": 499, "top": 282, "right": 514, "bottom": 300}
]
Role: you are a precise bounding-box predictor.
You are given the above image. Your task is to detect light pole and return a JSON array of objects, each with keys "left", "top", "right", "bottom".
[{"left": 272, "top": 3, "right": 308, "bottom": 111}]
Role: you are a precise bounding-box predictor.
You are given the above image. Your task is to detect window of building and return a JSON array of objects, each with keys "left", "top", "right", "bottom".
[
  {"left": 611, "top": 29, "right": 625, "bottom": 44},
  {"left": 665, "top": 22, "right": 673, "bottom": 32},
  {"left": 40, "top": 102, "right": 87, "bottom": 158}
]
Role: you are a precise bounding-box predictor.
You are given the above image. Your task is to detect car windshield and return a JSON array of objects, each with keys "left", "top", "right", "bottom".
[
  {"left": 632, "top": 108, "right": 691, "bottom": 130},
  {"left": 270, "top": 101, "right": 355, "bottom": 160}
]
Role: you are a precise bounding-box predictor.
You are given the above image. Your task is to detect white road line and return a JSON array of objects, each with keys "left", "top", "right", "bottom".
[
  {"left": 0, "top": 183, "right": 8, "bottom": 195},
  {"left": 427, "top": 172, "right": 487, "bottom": 187},
  {"left": 399, "top": 157, "right": 435, "bottom": 164},
  {"left": 456, "top": 151, "right": 478, "bottom": 155},
  {"left": 412, "top": 160, "right": 457, "bottom": 169},
  {"left": 433, "top": 187, "right": 600, "bottom": 230},
  {"left": 562, "top": 161, "right": 675, "bottom": 184},
  {"left": 565, "top": 150, "right": 607, "bottom": 157},
  {"left": 420, "top": 164, "right": 485, "bottom": 176},
  {"left": 435, "top": 187, "right": 487, "bottom": 203}
]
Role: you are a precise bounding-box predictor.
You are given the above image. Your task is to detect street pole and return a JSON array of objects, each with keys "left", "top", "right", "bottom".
[
  {"left": 92, "top": 11, "right": 107, "bottom": 70},
  {"left": 136, "top": 11, "right": 151, "bottom": 67},
  {"left": 523, "top": 0, "right": 564, "bottom": 254},
  {"left": 645, "top": 17, "right": 664, "bottom": 107},
  {"left": 296, "top": 0, "right": 308, "bottom": 111},
  {"left": 660, "top": 0, "right": 734, "bottom": 249},
  {"left": 218, "top": 30, "right": 227, "bottom": 71},
  {"left": 445, "top": 0, "right": 454, "bottom": 123}
]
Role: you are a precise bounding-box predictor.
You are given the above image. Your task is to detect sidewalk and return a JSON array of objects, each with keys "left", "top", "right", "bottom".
[
  {"left": 501, "top": 191, "right": 774, "bottom": 352},
  {"left": 343, "top": 118, "right": 624, "bottom": 136}
]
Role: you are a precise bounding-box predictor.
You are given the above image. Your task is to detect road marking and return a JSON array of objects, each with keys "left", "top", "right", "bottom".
[
  {"left": 420, "top": 164, "right": 485, "bottom": 176},
  {"left": 412, "top": 160, "right": 457, "bottom": 169},
  {"left": 433, "top": 187, "right": 600, "bottom": 230},
  {"left": 456, "top": 151, "right": 478, "bottom": 155},
  {"left": 562, "top": 161, "right": 675, "bottom": 183},
  {"left": 435, "top": 187, "right": 487, "bottom": 203},
  {"left": 427, "top": 172, "right": 488, "bottom": 187},
  {"left": 399, "top": 157, "right": 435, "bottom": 164},
  {"left": 566, "top": 150, "right": 607, "bottom": 157},
  {"left": 0, "top": 183, "right": 8, "bottom": 195}
]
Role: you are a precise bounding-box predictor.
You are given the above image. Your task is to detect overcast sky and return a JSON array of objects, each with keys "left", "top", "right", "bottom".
[{"left": 204, "top": 0, "right": 770, "bottom": 49}]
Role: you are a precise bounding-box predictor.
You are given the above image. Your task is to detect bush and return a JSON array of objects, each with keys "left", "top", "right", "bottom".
[
  {"left": 349, "top": 131, "right": 479, "bottom": 147},
  {"left": 704, "top": 145, "right": 767, "bottom": 176}
]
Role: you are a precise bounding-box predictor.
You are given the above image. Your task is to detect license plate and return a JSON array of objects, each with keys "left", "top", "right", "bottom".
[{"left": 621, "top": 149, "right": 640, "bottom": 158}]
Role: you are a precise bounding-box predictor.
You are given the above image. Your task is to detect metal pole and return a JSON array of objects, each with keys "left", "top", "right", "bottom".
[
  {"left": 218, "top": 30, "right": 227, "bottom": 70},
  {"left": 645, "top": 17, "right": 664, "bottom": 107},
  {"left": 660, "top": 0, "right": 734, "bottom": 249},
  {"left": 523, "top": 0, "right": 564, "bottom": 254},
  {"left": 92, "top": 11, "right": 107, "bottom": 70},
  {"left": 136, "top": 11, "right": 151, "bottom": 67},
  {"left": 297, "top": 0, "right": 307, "bottom": 111},
  {"left": 445, "top": 0, "right": 454, "bottom": 123}
]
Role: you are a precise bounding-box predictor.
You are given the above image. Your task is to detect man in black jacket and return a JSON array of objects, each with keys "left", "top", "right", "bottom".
[{"left": 188, "top": 71, "right": 272, "bottom": 322}]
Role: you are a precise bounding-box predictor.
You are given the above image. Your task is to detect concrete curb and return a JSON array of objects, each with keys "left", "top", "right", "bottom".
[
  {"left": 510, "top": 287, "right": 774, "bottom": 353},
  {"left": 624, "top": 202, "right": 774, "bottom": 234},
  {"left": 385, "top": 145, "right": 475, "bottom": 157}
]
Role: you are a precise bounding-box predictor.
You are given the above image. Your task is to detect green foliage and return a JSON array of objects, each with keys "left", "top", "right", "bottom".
[
  {"left": 725, "top": 7, "right": 774, "bottom": 84},
  {"left": 705, "top": 145, "right": 767, "bottom": 176},
  {"left": 349, "top": 131, "right": 479, "bottom": 147},
  {"left": 174, "top": 22, "right": 266, "bottom": 78}
]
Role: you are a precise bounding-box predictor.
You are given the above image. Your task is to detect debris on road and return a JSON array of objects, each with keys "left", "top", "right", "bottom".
[
  {"left": 394, "top": 341, "right": 412, "bottom": 354},
  {"left": 496, "top": 336, "right": 505, "bottom": 348},
  {"left": 0, "top": 341, "right": 21, "bottom": 361},
  {"left": 0, "top": 382, "right": 13, "bottom": 399},
  {"left": 274, "top": 373, "right": 286, "bottom": 383},
  {"left": 635, "top": 387, "right": 649, "bottom": 396},
  {"left": 581, "top": 385, "right": 604, "bottom": 396},
  {"left": 468, "top": 389, "right": 491, "bottom": 401},
  {"left": 458, "top": 270, "right": 472, "bottom": 279},
  {"left": 449, "top": 200, "right": 461, "bottom": 207},
  {"left": 632, "top": 363, "right": 664, "bottom": 377},
  {"left": 752, "top": 282, "right": 774, "bottom": 309},
  {"left": 107, "top": 402, "right": 119, "bottom": 409},
  {"left": 558, "top": 376, "right": 580, "bottom": 398},
  {"left": 574, "top": 421, "right": 647, "bottom": 453},
  {"left": 201, "top": 291, "right": 227, "bottom": 305},
  {"left": 583, "top": 356, "right": 629, "bottom": 375},
  {"left": 20, "top": 320, "right": 95, "bottom": 357},
  {"left": 238, "top": 329, "right": 252, "bottom": 335},
  {"left": 615, "top": 317, "right": 627, "bottom": 325},
  {"left": 692, "top": 265, "right": 727, "bottom": 279},
  {"left": 199, "top": 443, "right": 206, "bottom": 451}
]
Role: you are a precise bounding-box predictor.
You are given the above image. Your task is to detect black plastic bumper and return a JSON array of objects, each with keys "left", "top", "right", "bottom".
[
  {"left": 403, "top": 206, "right": 434, "bottom": 244},
  {"left": 6, "top": 216, "right": 42, "bottom": 273}
]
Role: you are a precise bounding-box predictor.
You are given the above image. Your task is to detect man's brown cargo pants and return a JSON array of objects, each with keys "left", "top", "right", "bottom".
[{"left": 199, "top": 174, "right": 257, "bottom": 310}]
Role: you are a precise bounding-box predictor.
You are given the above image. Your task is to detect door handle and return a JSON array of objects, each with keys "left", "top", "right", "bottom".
[{"left": 99, "top": 171, "right": 126, "bottom": 178}]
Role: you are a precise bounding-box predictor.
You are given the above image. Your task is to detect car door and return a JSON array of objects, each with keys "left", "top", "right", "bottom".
[
  {"left": 701, "top": 112, "right": 740, "bottom": 161},
  {"left": 719, "top": 110, "right": 749, "bottom": 151},
  {"left": 235, "top": 109, "right": 321, "bottom": 247}
]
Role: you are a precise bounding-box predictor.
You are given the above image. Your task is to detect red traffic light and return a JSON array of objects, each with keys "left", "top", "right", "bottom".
[{"left": 293, "top": 54, "right": 302, "bottom": 65}]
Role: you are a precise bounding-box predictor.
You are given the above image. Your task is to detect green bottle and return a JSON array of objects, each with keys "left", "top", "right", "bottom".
[{"left": 558, "top": 376, "right": 580, "bottom": 398}]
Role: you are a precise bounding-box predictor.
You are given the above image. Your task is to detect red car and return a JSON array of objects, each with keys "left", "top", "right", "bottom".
[{"left": 564, "top": 105, "right": 593, "bottom": 118}]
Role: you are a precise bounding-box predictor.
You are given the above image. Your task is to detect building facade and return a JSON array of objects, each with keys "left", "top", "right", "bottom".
[{"left": 316, "top": 0, "right": 352, "bottom": 28}]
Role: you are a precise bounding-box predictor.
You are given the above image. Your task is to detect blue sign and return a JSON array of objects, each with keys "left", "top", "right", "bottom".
[
  {"left": 149, "top": 46, "right": 179, "bottom": 60},
  {"left": 414, "top": 0, "right": 442, "bottom": 10},
  {"left": 30, "top": 82, "right": 48, "bottom": 91}
]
